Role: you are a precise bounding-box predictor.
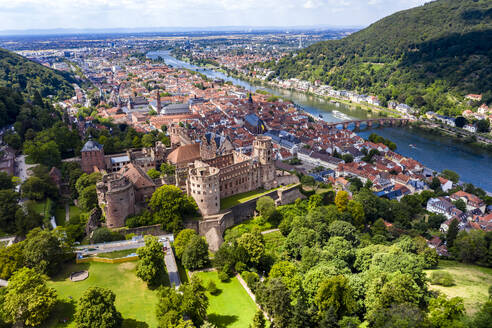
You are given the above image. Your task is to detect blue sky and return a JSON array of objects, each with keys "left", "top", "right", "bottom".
[{"left": 0, "top": 0, "right": 430, "bottom": 31}]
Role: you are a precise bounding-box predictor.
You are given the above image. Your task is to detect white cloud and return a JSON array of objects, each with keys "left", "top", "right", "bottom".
[{"left": 0, "top": 0, "right": 432, "bottom": 31}]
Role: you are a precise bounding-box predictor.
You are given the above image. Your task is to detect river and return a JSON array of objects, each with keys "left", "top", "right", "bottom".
[{"left": 147, "top": 51, "right": 492, "bottom": 192}]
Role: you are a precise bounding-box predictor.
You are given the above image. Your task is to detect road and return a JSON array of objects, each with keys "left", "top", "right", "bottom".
[
  {"left": 75, "top": 234, "right": 181, "bottom": 287},
  {"left": 163, "top": 239, "right": 181, "bottom": 288},
  {"left": 15, "top": 155, "right": 31, "bottom": 183}
]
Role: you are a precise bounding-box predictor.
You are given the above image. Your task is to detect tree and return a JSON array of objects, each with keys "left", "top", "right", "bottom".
[
  {"left": 455, "top": 116, "right": 467, "bottom": 128},
  {"left": 453, "top": 199, "right": 467, "bottom": 212},
  {"left": 346, "top": 200, "right": 365, "bottom": 230},
  {"left": 335, "top": 191, "right": 349, "bottom": 212},
  {"left": 92, "top": 227, "right": 125, "bottom": 244},
  {"left": 160, "top": 163, "right": 176, "bottom": 176},
  {"left": 328, "top": 220, "right": 358, "bottom": 244},
  {"left": 256, "top": 196, "right": 275, "bottom": 218},
  {"left": 156, "top": 277, "right": 209, "bottom": 327},
  {"left": 149, "top": 185, "right": 198, "bottom": 232},
  {"left": 237, "top": 232, "right": 265, "bottom": 265},
  {"left": 142, "top": 134, "right": 155, "bottom": 148},
  {"left": 22, "top": 228, "right": 69, "bottom": 276},
  {"left": 342, "top": 154, "right": 354, "bottom": 163},
  {"left": 453, "top": 230, "right": 488, "bottom": 264},
  {"left": 136, "top": 235, "right": 166, "bottom": 287},
  {"left": 427, "top": 295, "right": 465, "bottom": 328},
  {"left": 74, "top": 287, "right": 123, "bottom": 328},
  {"left": 477, "top": 119, "right": 490, "bottom": 133},
  {"left": 256, "top": 278, "right": 292, "bottom": 328},
  {"left": 0, "top": 190, "right": 20, "bottom": 233},
  {"left": 182, "top": 235, "right": 209, "bottom": 270},
  {"left": 301, "top": 175, "right": 315, "bottom": 188},
  {"left": 78, "top": 185, "right": 98, "bottom": 211},
  {"left": 147, "top": 168, "right": 160, "bottom": 179},
  {"left": 315, "top": 275, "right": 355, "bottom": 319},
  {"left": 446, "top": 219, "right": 460, "bottom": 248},
  {"left": 3, "top": 267, "right": 57, "bottom": 327},
  {"left": 174, "top": 229, "right": 197, "bottom": 259},
  {"left": 0, "top": 242, "right": 24, "bottom": 280},
  {"left": 472, "top": 301, "right": 492, "bottom": 328},
  {"left": 250, "top": 310, "right": 266, "bottom": 328},
  {"left": 75, "top": 172, "right": 102, "bottom": 197},
  {"left": 441, "top": 169, "right": 460, "bottom": 184},
  {"left": 430, "top": 177, "right": 441, "bottom": 190},
  {"left": 0, "top": 172, "right": 13, "bottom": 190}
]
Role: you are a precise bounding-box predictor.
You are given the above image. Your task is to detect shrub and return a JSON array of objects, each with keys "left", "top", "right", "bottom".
[
  {"left": 207, "top": 281, "right": 219, "bottom": 295},
  {"left": 241, "top": 271, "right": 259, "bottom": 292},
  {"left": 235, "top": 261, "right": 247, "bottom": 273},
  {"left": 430, "top": 271, "right": 455, "bottom": 287},
  {"left": 218, "top": 271, "right": 229, "bottom": 282},
  {"left": 91, "top": 227, "right": 125, "bottom": 244}
]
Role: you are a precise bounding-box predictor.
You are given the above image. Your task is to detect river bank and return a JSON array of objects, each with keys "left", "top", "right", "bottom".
[{"left": 147, "top": 50, "right": 492, "bottom": 192}]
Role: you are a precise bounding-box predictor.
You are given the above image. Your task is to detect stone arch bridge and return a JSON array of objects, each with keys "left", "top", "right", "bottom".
[{"left": 324, "top": 118, "right": 411, "bottom": 130}]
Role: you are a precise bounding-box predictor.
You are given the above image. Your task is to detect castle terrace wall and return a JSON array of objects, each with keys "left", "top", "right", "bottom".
[
  {"left": 197, "top": 184, "right": 303, "bottom": 250},
  {"left": 112, "top": 224, "right": 167, "bottom": 236}
]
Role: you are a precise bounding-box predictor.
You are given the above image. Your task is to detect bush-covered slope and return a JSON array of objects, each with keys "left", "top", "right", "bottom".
[
  {"left": 264, "top": 0, "right": 492, "bottom": 114},
  {"left": 0, "top": 47, "right": 75, "bottom": 99}
]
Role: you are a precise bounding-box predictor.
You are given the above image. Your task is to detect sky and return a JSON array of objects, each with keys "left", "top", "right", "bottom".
[{"left": 0, "top": 0, "right": 430, "bottom": 32}]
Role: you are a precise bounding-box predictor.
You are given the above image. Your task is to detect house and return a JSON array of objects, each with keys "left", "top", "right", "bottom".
[
  {"left": 450, "top": 191, "right": 486, "bottom": 213},
  {"left": 463, "top": 124, "right": 477, "bottom": 133},
  {"left": 465, "top": 94, "right": 482, "bottom": 102},
  {"left": 438, "top": 177, "right": 453, "bottom": 192},
  {"left": 478, "top": 104, "right": 490, "bottom": 115},
  {"left": 427, "top": 197, "right": 458, "bottom": 219}
]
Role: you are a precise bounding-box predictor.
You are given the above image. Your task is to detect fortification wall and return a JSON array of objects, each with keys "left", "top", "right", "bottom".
[{"left": 198, "top": 184, "right": 303, "bottom": 250}]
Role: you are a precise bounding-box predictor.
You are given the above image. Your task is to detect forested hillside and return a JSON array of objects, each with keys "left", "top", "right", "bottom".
[
  {"left": 0, "top": 47, "right": 75, "bottom": 99},
  {"left": 263, "top": 0, "right": 492, "bottom": 114}
]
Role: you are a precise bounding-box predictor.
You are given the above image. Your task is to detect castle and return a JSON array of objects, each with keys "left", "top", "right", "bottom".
[
  {"left": 92, "top": 126, "right": 277, "bottom": 228},
  {"left": 186, "top": 135, "right": 276, "bottom": 216}
]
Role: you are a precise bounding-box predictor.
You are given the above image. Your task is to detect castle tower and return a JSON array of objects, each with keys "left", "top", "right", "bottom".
[
  {"left": 253, "top": 135, "right": 273, "bottom": 165},
  {"left": 96, "top": 173, "right": 136, "bottom": 228},
  {"left": 252, "top": 136, "right": 276, "bottom": 189},
  {"left": 81, "top": 138, "right": 106, "bottom": 173},
  {"left": 200, "top": 133, "right": 218, "bottom": 160},
  {"left": 187, "top": 164, "right": 220, "bottom": 216}
]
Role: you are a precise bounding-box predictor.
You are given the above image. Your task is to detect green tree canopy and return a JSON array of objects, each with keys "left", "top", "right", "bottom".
[
  {"left": 74, "top": 287, "right": 123, "bottom": 328},
  {"left": 3, "top": 267, "right": 57, "bottom": 327},
  {"left": 136, "top": 235, "right": 166, "bottom": 288}
]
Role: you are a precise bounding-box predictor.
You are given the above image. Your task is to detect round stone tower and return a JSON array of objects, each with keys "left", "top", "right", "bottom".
[
  {"left": 96, "top": 173, "right": 135, "bottom": 228},
  {"left": 187, "top": 165, "right": 220, "bottom": 216}
]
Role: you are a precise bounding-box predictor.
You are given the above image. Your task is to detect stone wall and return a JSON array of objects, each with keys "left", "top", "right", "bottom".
[
  {"left": 198, "top": 184, "right": 303, "bottom": 250},
  {"left": 113, "top": 224, "right": 166, "bottom": 236}
]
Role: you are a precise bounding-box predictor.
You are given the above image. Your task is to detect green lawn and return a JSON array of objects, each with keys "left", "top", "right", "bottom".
[
  {"left": 69, "top": 205, "right": 81, "bottom": 220},
  {"left": 55, "top": 207, "right": 66, "bottom": 226},
  {"left": 220, "top": 187, "right": 281, "bottom": 210},
  {"left": 32, "top": 200, "right": 47, "bottom": 216},
  {"left": 425, "top": 260, "right": 492, "bottom": 314},
  {"left": 46, "top": 261, "right": 159, "bottom": 328},
  {"left": 195, "top": 271, "right": 258, "bottom": 328},
  {"left": 92, "top": 248, "right": 138, "bottom": 259}
]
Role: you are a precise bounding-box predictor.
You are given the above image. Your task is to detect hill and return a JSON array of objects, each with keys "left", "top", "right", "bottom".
[
  {"left": 263, "top": 0, "right": 492, "bottom": 115},
  {"left": 0, "top": 47, "right": 75, "bottom": 99}
]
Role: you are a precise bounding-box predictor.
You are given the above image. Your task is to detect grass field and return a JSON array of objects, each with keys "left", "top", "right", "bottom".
[
  {"left": 195, "top": 271, "right": 258, "bottom": 328},
  {"left": 220, "top": 187, "right": 281, "bottom": 210},
  {"left": 425, "top": 260, "right": 492, "bottom": 314},
  {"left": 46, "top": 261, "right": 159, "bottom": 328},
  {"left": 93, "top": 248, "right": 138, "bottom": 259},
  {"left": 54, "top": 207, "right": 66, "bottom": 226}
]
